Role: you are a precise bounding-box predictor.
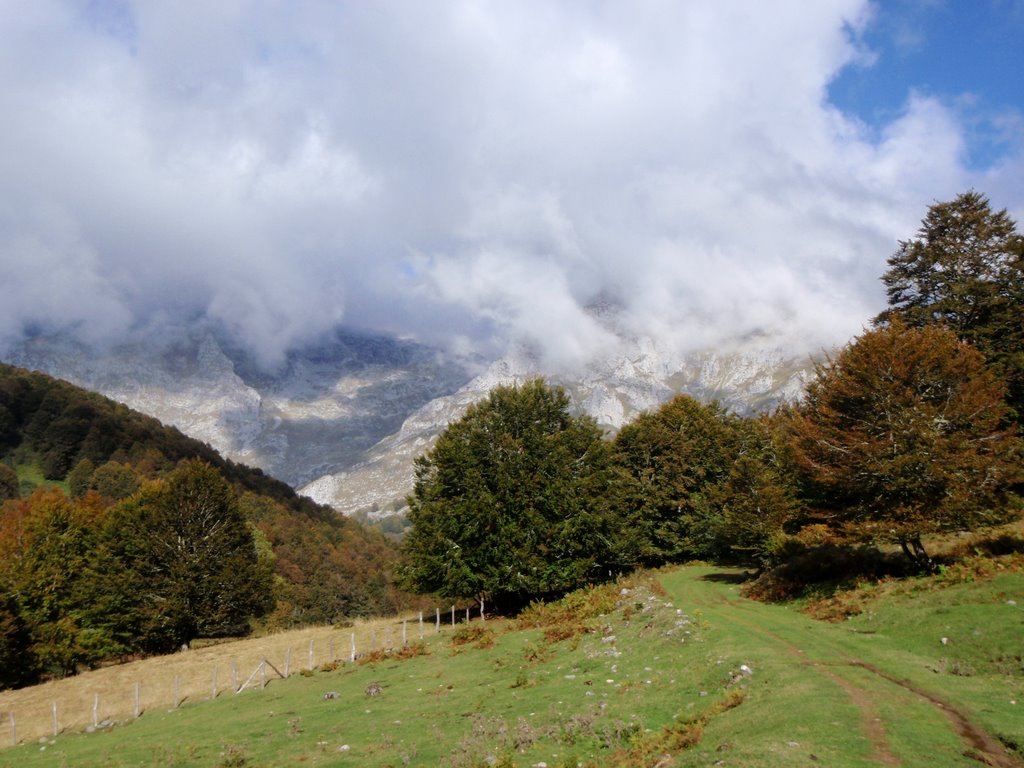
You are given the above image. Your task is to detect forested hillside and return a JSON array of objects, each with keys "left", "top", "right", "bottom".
[{"left": 0, "top": 364, "right": 409, "bottom": 689}]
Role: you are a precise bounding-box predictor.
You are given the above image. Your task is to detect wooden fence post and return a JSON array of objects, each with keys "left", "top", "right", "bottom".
[
  {"left": 260, "top": 661, "right": 266, "bottom": 690},
  {"left": 284, "top": 646, "right": 292, "bottom": 678},
  {"left": 402, "top": 620, "right": 407, "bottom": 647},
  {"left": 329, "top": 638, "right": 334, "bottom": 661},
  {"left": 308, "top": 639, "right": 315, "bottom": 670},
  {"left": 9, "top": 711, "right": 16, "bottom": 747},
  {"left": 436, "top": 607, "right": 440, "bottom": 633},
  {"left": 173, "top": 675, "right": 180, "bottom": 708},
  {"left": 451, "top": 605, "right": 455, "bottom": 627},
  {"left": 92, "top": 693, "right": 99, "bottom": 728},
  {"left": 134, "top": 683, "right": 140, "bottom": 719},
  {"left": 51, "top": 702, "right": 58, "bottom": 737},
  {"left": 231, "top": 660, "right": 238, "bottom": 692},
  {"left": 212, "top": 668, "right": 218, "bottom": 700},
  {"left": 480, "top": 597, "right": 485, "bottom": 622},
  {"left": 386, "top": 627, "right": 392, "bottom": 651},
  {"left": 350, "top": 632, "right": 356, "bottom": 662}
]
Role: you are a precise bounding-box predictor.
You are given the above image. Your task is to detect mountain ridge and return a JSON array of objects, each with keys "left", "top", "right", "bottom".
[{"left": 3, "top": 325, "right": 815, "bottom": 518}]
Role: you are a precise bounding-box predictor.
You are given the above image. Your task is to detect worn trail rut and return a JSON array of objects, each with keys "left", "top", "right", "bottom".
[{"left": 666, "top": 570, "right": 1022, "bottom": 768}]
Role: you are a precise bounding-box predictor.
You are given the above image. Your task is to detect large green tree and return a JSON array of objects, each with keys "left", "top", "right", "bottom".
[
  {"left": 713, "top": 416, "right": 801, "bottom": 569},
  {"left": 784, "top": 322, "right": 1022, "bottom": 568},
  {"left": 876, "top": 191, "right": 1024, "bottom": 421},
  {"left": 103, "top": 461, "right": 274, "bottom": 652},
  {"left": 609, "top": 395, "right": 739, "bottom": 566},
  {"left": 400, "top": 379, "right": 616, "bottom": 609}
]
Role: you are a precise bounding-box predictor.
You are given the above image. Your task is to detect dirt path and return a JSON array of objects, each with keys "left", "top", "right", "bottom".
[
  {"left": 850, "top": 660, "right": 1021, "bottom": 768},
  {"left": 671, "top": 569, "right": 1022, "bottom": 768}
]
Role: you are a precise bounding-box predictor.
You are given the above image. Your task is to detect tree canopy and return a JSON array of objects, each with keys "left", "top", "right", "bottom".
[
  {"left": 102, "top": 461, "right": 275, "bottom": 653},
  {"left": 783, "top": 321, "right": 1022, "bottom": 567},
  {"left": 876, "top": 191, "right": 1024, "bottom": 421},
  {"left": 400, "top": 379, "right": 617, "bottom": 609},
  {"left": 609, "top": 395, "right": 737, "bottom": 565},
  {"left": 609, "top": 395, "right": 797, "bottom": 568}
]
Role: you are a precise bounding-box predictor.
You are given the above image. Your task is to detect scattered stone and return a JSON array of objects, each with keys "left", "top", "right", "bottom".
[
  {"left": 786, "top": 741, "right": 800, "bottom": 747},
  {"left": 941, "top": 637, "right": 949, "bottom": 645},
  {"left": 1008, "top": 600, "right": 1017, "bottom": 606},
  {"left": 337, "top": 744, "right": 350, "bottom": 752},
  {"left": 364, "top": 682, "right": 383, "bottom": 697},
  {"left": 323, "top": 691, "right": 340, "bottom": 700}
]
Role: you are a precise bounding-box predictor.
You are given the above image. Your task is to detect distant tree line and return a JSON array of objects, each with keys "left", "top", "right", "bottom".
[
  {"left": 399, "top": 192, "right": 1024, "bottom": 609},
  {"left": 0, "top": 368, "right": 413, "bottom": 689}
]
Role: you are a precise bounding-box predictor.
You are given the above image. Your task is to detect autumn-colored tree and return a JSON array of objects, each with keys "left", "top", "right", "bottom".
[
  {"left": 3, "top": 489, "right": 116, "bottom": 678},
  {"left": 877, "top": 191, "right": 1024, "bottom": 421},
  {"left": 401, "top": 380, "right": 616, "bottom": 609},
  {"left": 784, "top": 322, "right": 1022, "bottom": 567}
]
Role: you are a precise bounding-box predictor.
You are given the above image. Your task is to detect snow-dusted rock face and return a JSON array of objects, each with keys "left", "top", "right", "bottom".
[
  {"left": 5, "top": 325, "right": 814, "bottom": 519},
  {"left": 4, "top": 328, "right": 475, "bottom": 489},
  {"left": 299, "top": 336, "right": 815, "bottom": 516}
]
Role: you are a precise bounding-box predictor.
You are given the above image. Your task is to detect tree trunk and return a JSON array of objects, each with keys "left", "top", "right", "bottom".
[{"left": 900, "top": 536, "right": 936, "bottom": 573}]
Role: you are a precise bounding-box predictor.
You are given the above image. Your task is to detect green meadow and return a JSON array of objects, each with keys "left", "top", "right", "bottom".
[{"left": 1, "top": 563, "right": 1021, "bottom": 768}]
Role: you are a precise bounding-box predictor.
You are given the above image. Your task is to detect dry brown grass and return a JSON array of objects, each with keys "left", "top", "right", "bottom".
[{"left": 0, "top": 611, "right": 446, "bottom": 746}]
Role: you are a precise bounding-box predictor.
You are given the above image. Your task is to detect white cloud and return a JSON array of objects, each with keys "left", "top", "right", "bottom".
[{"left": 0, "top": 0, "right": 1020, "bottom": 368}]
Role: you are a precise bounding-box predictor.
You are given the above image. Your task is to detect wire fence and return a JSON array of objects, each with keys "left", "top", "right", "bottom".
[{"left": 0, "top": 604, "right": 484, "bottom": 748}]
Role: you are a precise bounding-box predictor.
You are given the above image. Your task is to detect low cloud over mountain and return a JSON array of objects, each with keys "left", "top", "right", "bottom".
[{"left": 1, "top": 2, "right": 1022, "bottom": 369}]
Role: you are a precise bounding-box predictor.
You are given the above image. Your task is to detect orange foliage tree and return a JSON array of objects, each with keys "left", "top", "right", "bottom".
[{"left": 783, "top": 322, "right": 1023, "bottom": 568}]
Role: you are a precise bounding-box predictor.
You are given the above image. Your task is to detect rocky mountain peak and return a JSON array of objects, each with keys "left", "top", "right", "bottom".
[{"left": 3, "top": 325, "right": 814, "bottom": 519}]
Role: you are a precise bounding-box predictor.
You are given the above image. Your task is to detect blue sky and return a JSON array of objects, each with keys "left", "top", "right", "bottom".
[
  {"left": 0, "top": 2, "right": 1022, "bottom": 369},
  {"left": 829, "top": 0, "right": 1024, "bottom": 168}
]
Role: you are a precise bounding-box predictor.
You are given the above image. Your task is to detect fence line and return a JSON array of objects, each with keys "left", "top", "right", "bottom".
[{"left": 0, "top": 603, "right": 485, "bottom": 748}]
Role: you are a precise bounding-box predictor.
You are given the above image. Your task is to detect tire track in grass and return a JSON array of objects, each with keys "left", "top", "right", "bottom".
[
  {"left": 849, "top": 661, "right": 1021, "bottom": 768},
  {"left": 686, "top": 577, "right": 901, "bottom": 765},
  {"left": 684, "top": 570, "right": 1023, "bottom": 768}
]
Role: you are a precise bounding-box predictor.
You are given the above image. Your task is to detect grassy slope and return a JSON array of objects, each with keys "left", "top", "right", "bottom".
[{"left": 1, "top": 565, "right": 1021, "bottom": 768}]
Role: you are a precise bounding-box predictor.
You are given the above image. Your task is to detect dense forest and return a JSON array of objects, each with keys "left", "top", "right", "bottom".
[
  {"left": 0, "top": 365, "right": 412, "bottom": 689},
  {"left": 400, "top": 192, "right": 1024, "bottom": 608}
]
